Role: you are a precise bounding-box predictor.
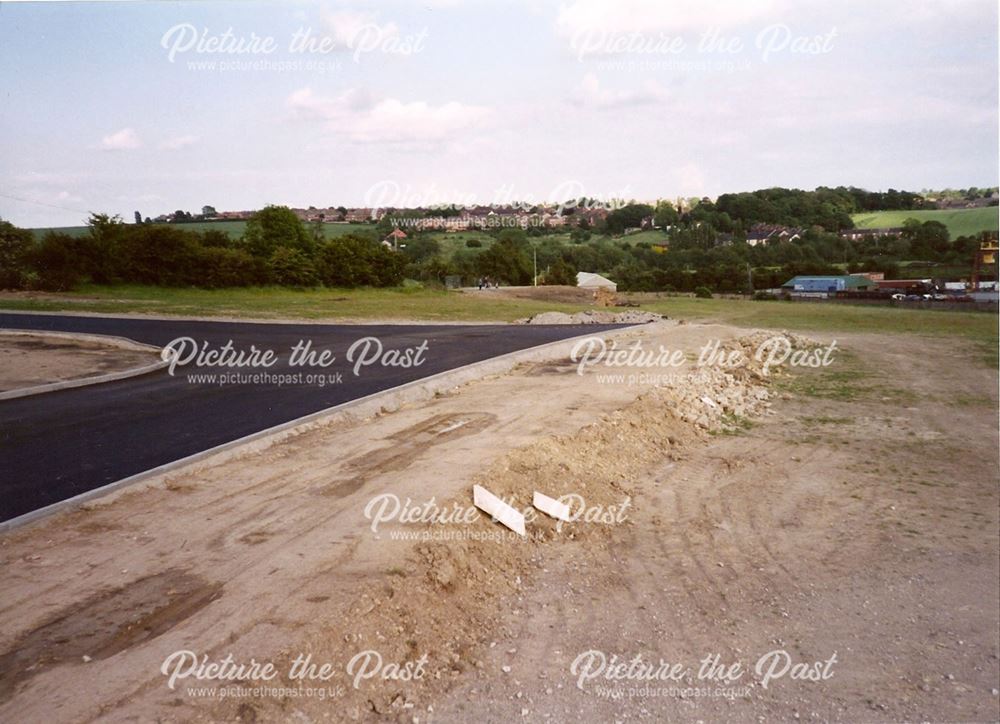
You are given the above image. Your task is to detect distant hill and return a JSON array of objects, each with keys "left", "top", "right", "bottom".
[
  {"left": 27, "top": 220, "right": 372, "bottom": 240},
  {"left": 851, "top": 207, "right": 998, "bottom": 238}
]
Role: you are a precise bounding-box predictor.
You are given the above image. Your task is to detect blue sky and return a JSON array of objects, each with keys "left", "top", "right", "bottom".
[{"left": 0, "top": 0, "right": 997, "bottom": 226}]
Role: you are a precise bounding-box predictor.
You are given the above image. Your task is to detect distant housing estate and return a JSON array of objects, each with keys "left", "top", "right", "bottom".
[
  {"left": 745, "top": 223, "right": 804, "bottom": 247},
  {"left": 838, "top": 227, "right": 903, "bottom": 241},
  {"left": 155, "top": 204, "right": 611, "bottom": 230}
]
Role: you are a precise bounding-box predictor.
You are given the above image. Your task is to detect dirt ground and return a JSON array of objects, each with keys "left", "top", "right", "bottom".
[
  {"left": 0, "top": 332, "right": 158, "bottom": 392},
  {"left": 0, "top": 322, "right": 996, "bottom": 723}
]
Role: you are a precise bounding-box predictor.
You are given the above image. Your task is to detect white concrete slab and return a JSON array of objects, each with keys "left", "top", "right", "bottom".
[
  {"left": 533, "top": 491, "right": 571, "bottom": 522},
  {"left": 473, "top": 484, "right": 526, "bottom": 536}
]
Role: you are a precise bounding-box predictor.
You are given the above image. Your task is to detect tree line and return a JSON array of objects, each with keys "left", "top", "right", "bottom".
[
  {"left": 1, "top": 187, "right": 994, "bottom": 294},
  {"left": 396, "top": 217, "right": 989, "bottom": 295},
  {"left": 0, "top": 206, "right": 406, "bottom": 291}
]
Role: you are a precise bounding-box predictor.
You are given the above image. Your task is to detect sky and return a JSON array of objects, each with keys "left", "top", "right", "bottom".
[{"left": 0, "top": 0, "right": 997, "bottom": 227}]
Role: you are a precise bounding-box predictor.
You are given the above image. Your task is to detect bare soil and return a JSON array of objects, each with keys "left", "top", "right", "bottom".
[
  {"left": 0, "top": 323, "right": 996, "bottom": 723},
  {"left": 0, "top": 333, "right": 158, "bottom": 392}
]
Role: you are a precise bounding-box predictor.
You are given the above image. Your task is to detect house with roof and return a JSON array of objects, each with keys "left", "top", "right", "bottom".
[
  {"left": 345, "top": 208, "right": 375, "bottom": 223},
  {"left": 382, "top": 228, "right": 407, "bottom": 251},
  {"left": 745, "top": 223, "right": 804, "bottom": 247},
  {"left": 382, "top": 226, "right": 406, "bottom": 251},
  {"left": 575, "top": 208, "right": 609, "bottom": 228},
  {"left": 839, "top": 227, "right": 902, "bottom": 241}
]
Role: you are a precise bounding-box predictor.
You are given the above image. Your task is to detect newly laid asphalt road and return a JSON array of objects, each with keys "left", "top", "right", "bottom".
[{"left": 0, "top": 313, "right": 623, "bottom": 522}]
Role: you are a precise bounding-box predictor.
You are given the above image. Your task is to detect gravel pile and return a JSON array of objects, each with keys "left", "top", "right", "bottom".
[
  {"left": 653, "top": 332, "right": 823, "bottom": 427},
  {"left": 656, "top": 366, "right": 771, "bottom": 429},
  {"left": 517, "top": 310, "right": 666, "bottom": 325}
]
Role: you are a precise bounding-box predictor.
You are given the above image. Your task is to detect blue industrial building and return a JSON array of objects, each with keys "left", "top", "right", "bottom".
[{"left": 781, "top": 275, "right": 876, "bottom": 293}]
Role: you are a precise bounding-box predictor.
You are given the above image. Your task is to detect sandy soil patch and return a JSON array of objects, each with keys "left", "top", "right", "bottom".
[
  {"left": 0, "top": 332, "right": 160, "bottom": 393},
  {"left": 0, "top": 323, "right": 996, "bottom": 723}
]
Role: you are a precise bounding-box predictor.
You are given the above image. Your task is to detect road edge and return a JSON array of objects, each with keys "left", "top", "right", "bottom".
[
  {"left": 0, "top": 329, "right": 168, "bottom": 401},
  {"left": 0, "top": 322, "right": 657, "bottom": 533}
]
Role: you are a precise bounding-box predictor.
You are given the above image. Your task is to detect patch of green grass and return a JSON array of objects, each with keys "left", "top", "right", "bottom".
[
  {"left": 850, "top": 206, "right": 998, "bottom": 237},
  {"left": 775, "top": 351, "right": 917, "bottom": 403},
  {"left": 948, "top": 394, "right": 995, "bottom": 408},
  {"left": 634, "top": 296, "right": 998, "bottom": 365},
  {"left": 0, "top": 284, "right": 597, "bottom": 322},
  {"left": 778, "top": 367, "right": 872, "bottom": 401},
  {"left": 713, "top": 413, "right": 755, "bottom": 436},
  {"left": 617, "top": 229, "right": 671, "bottom": 246},
  {"left": 426, "top": 230, "right": 495, "bottom": 260}
]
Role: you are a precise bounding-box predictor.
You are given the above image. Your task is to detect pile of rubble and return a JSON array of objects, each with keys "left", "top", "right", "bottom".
[
  {"left": 655, "top": 365, "right": 771, "bottom": 428},
  {"left": 516, "top": 310, "right": 666, "bottom": 325},
  {"left": 722, "top": 330, "right": 827, "bottom": 380},
  {"left": 652, "top": 331, "right": 825, "bottom": 427}
]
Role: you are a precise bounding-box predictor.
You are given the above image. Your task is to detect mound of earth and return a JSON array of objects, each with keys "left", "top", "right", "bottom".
[{"left": 516, "top": 310, "right": 666, "bottom": 325}]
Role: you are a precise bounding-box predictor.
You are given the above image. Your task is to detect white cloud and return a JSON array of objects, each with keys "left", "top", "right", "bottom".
[
  {"left": 99, "top": 127, "right": 142, "bottom": 151},
  {"left": 286, "top": 87, "right": 489, "bottom": 144},
  {"left": 55, "top": 190, "right": 84, "bottom": 204},
  {"left": 321, "top": 9, "right": 399, "bottom": 49},
  {"left": 556, "top": 0, "right": 780, "bottom": 38},
  {"left": 286, "top": 87, "right": 377, "bottom": 119},
  {"left": 571, "top": 73, "right": 667, "bottom": 109},
  {"left": 160, "top": 134, "right": 199, "bottom": 150}
]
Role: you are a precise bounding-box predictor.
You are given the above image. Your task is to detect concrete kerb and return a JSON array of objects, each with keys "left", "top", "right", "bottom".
[
  {"left": 0, "top": 322, "right": 654, "bottom": 533},
  {"left": 0, "top": 329, "right": 169, "bottom": 400}
]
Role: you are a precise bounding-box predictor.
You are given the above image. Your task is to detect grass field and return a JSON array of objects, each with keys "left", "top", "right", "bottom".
[
  {"left": 635, "top": 294, "right": 996, "bottom": 343},
  {"left": 619, "top": 229, "right": 671, "bottom": 245},
  {"left": 1, "top": 285, "right": 995, "bottom": 363},
  {"left": 0, "top": 285, "right": 592, "bottom": 323},
  {"left": 426, "top": 230, "right": 496, "bottom": 259},
  {"left": 851, "top": 207, "right": 998, "bottom": 238}
]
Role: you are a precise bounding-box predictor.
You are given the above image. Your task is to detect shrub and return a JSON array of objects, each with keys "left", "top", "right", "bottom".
[
  {"left": 268, "top": 247, "right": 318, "bottom": 287},
  {"left": 0, "top": 220, "right": 33, "bottom": 289},
  {"left": 694, "top": 286, "right": 713, "bottom": 298},
  {"left": 368, "top": 245, "right": 407, "bottom": 287},
  {"left": 316, "top": 235, "right": 405, "bottom": 288},
  {"left": 29, "top": 232, "right": 85, "bottom": 291},
  {"left": 197, "top": 247, "right": 263, "bottom": 288},
  {"left": 241, "top": 205, "right": 312, "bottom": 258},
  {"left": 118, "top": 225, "right": 201, "bottom": 285},
  {"left": 465, "top": 238, "right": 482, "bottom": 248},
  {"left": 541, "top": 258, "right": 577, "bottom": 286}
]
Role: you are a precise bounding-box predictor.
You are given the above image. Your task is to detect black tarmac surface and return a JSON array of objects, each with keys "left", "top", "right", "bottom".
[{"left": 0, "top": 313, "right": 622, "bottom": 522}]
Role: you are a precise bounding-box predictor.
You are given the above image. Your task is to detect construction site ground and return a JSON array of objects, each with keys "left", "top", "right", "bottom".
[{"left": 0, "top": 321, "right": 996, "bottom": 723}]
